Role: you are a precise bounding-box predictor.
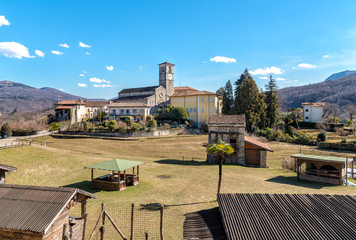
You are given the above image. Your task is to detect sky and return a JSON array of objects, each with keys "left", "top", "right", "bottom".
[{"left": 1, "top": 0, "right": 356, "bottom": 99}]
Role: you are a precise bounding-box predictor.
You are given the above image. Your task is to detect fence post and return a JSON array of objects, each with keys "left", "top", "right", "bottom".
[
  {"left": 145, "top": 231, "right": 149, "bottom": 240},
  {"left": 82, "top": 212, "right": 88, "bottom": 240},
  {"left": 160, "top": 205, "right": 164, "bottom": 240},
  {"left": 101, "top": 202, "right": 106, "bottom": 240},
  {"left": 130, "top": 202, "right": 135, "bottom": 240}
]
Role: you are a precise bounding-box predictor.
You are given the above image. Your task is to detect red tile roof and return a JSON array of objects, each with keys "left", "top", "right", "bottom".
[
  {"left": 301, "top": 102, "right": 325, "bottom": 107},
  {"left": 172, "top": 90, "right": 217, "bottom": 97},
  {"left": 55, "top": 100, "right": 85, "bottom": 105},
  {"left": 245, "top": 136, "right": 273, "bottom": 152},
  {"left": 55, "top": 106, "right": 74, "bottom": 110},
  {"left": 174, "top": 86, "right": 198, "bottom": 92}
]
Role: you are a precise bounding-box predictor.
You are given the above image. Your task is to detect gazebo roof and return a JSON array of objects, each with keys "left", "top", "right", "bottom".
[
  {"left": 85, "top": 159, "right": 144, "bottom": 171},
  {"left": 291, "top": 154, "right": 350, "bottom": 163}
]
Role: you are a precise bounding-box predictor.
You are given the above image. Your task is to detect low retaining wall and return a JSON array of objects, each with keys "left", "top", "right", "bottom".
[
  {"left": 319, "top": 142, "right": 356, "bottom": 151},
  {"left": 59, "top": 129, "right": 182, "bottom": 138}
]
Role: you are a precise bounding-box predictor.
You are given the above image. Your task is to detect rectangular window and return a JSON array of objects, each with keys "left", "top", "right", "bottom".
[
  {"left": 190, "top": 98, "right": 192, "bottom": 102},
  {"left": 201, "top": 108, "right": 204, "bottom": 113},
  {"left": 201, "top": 97, "right": 204, "bottom": 102},
  {"left": 194, "top": 98, "right": 196, "bottom": 102},
  {"left": 210, "top": 108, "right": 213, "bottom": 113},
  {"left": 113, "top": 110, "right": 116, "bottom": 114},
  {"left": 120, "top": 109, "right": 124, "bottom": 114},
  {"left": 210, "top": 97, "right": 213, "bottom": 102},
  {"left": 127, "top": 109, "right": 130, "bottom": 114},
  {"left": 193, "top": 108, "right": 196, "bottom": 112},
  {"left": 133, "top": 109, "right": 137, "bottom": 113},
  {"left": 140, "top": 109, "right": 143, "bottom": 113},
  {"left": 190, "top": 108, "right": 192, "bottom": 112}
]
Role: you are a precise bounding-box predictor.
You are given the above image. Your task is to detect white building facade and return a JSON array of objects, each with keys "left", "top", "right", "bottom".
[{"left": 302, "top": 102, "right": 325, "bottom": 122}]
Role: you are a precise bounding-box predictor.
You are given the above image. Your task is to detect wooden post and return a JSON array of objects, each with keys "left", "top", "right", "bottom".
[
  {"left": 62, "top": 224, "right": 67, "bottom": 240},
  {"left": 124, "top": 170, "right": 127, "bottom": 187},
  {"left": 130, "top": 202, "right": 135, "bottom": 240},
  {"left": 101, "top": 202, "right": 106, "bottom": 240},
  {"left": 81, "top": 199, "right": 87, "bottom": 218},
  {"left": 352, "top": 158, "right": 355, "bottom": 179},
  {"left": 145, "top": 231, "right": 149, "bottom": 240},
  {"left": 118, "top": 171, "right": 121, "bottom": 190},
  {"left": 105, "top": 210, "right": 127, "bottom": 240},
  {"left": 137, "top": 166, "right": 139, "bottom": 181},
  {"left": 133, "top": 166, "right": 135, "bottom": 177},
  {"left": 160, "top": 205, "right": 164, "bottom": 240},
  {"left": 345, "top": 158, "right": 348, "bottom": 186},
  {"left": 91, "top": 169, "right": 94, "bottom": 182},
  {"left": 82, "top": 212, "right": 88, "bottom": 240}
]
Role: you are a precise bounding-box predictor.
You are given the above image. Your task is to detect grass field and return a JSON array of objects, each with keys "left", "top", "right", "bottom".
[
  {"left": 300, "top": 128, "right": 356, "bottom": 143},
  {"left": 1, "top": 135, "right": 355, "bottom": 239}
]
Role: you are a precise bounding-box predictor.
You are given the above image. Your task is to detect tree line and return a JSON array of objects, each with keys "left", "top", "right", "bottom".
[{"left": 217, "top": 69, "right": 279, "bottom": 132}]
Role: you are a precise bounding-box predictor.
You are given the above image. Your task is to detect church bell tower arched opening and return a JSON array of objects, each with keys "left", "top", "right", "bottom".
[{"left": 158, "top": 61, "right": 175, "bottom": 97}]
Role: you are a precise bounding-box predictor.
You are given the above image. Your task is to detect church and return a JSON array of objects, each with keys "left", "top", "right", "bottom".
[{"left": 107, "top": 62, "right": 175, "bottom": 121}]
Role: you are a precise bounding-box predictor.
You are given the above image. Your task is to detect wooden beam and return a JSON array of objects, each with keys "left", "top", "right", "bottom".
[
  {"left": 137, "top": 166, "right": 139, "bottom": 181},
  {"left": 81, "top": 199, "right": 87, "bottom": 218},
  {"left": 105, "top": 210, "right": 127, "bottom": 240},
  {"left": 82, "top": 212, "right": 88, "bottom": 240},
  {"left": 131, "top": 202, "right": 135, "bottom": 240}
]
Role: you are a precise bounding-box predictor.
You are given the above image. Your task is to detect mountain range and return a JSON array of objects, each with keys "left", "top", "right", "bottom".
[
  {"left": 324, "top": 70, "right": 356, "bottom": 82},
  {"left": 0, "top": 81, "right": 81, "bottom": 114},
  {"left": 278, "top": 71, "right": 356, "bottom": 116}
]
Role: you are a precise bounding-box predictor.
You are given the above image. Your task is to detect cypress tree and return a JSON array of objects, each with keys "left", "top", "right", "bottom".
[
  {"left": 264, "top": 75, "right": 279, "bottom": 128},
  {"left": 222, "top": 80, "right": 234, "bottom": 115}
]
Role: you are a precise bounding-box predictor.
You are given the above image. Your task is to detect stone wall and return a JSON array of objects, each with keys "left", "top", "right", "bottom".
[
  {"left": 59, "top": 129, "right": 182, "bottom": 138},
  {"left": 319, "top": 142, "right": 356, "bottom": 151}
]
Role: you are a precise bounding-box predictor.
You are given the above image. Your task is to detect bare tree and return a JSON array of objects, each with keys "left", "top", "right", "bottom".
[{"left": 346, "top": 104, "right": 356, "bottom": 121}]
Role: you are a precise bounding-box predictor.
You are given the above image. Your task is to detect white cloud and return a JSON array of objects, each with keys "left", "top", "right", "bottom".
[
  {"left": 79, "top": 73, "right": 85, "bottom": 77},
  {"left": 106, "top": 66, "right": 114, "bottom": 71},
  {"left": 59, "top": 88, "right": 64, "bottom": 91},
  {"left": 35, "top": 50, "right": 45, "bottom": 57},
  {"left": 83, "top": 71, "right": 87, "bottom": 73},
  {"left": 209, "top": 56, "right": 236, "bottom": 63},
  {"left": 297, "top": 63, "right": 316, "bottom": 69},
  {"left": 0, "top": 42, "right": 34, "bottom": 59},
  {"left": 259, "top": 76, "right": 268, "bottom": 80},
  {"left": 93, "top": 84, "right": 113, "bottom": 88},
  {"left": 323, "top": 55, "right": 330, "bottom": 58},
  {"left": 292, "top": 66, "right": 296, "bottom": 69},
  {"left": 276, "top": 77, "right": 286, "bottom": 81},
  {"left": 51, "top": 50, "right": 63, "bottom": 55},
  {"left": 85, "top": 52, "right": 90, "bottom": 55},
  {"left": 250, "top": 66, "right": 283, "bottom": 75},
  {"left": 79, "top": 41, "right": 90, "bottom": 48},
  {"left": 59, "top": 43, "right": 69, "bottom": 48},
  {"left": 89, "top": 77, "right": 110, "bottom": 83},
  {"left": 77, "top": 83, "right": 87, "bottom": 87},
  {"left": 0, "top": 16, "right": 10, "bottom": 27}
]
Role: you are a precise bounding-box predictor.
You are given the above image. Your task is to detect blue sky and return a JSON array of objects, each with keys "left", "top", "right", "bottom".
[{"left": 1, "top": 0, "right": 356, "bottom": 99}]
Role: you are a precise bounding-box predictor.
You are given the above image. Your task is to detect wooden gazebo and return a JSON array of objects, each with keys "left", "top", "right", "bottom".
[
  {"left": 85, "top": 159, "right": 144, "bottom": 191},
  {"left": 291, "top": 154, "right": 351, "bottom": 185}
]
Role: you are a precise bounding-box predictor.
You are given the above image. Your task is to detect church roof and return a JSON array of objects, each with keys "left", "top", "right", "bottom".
[
  {"left": 108, "top": 102, "right": 149, "bottom": 108},
  {"left": 119, "top": 86, "right": 159, "bottom": 94},
  {"left": 116, "top": 94, "right": 153, "bottom": 101},
  {"left": 158, "top": 61, "right": 175, "bottom": 66}
]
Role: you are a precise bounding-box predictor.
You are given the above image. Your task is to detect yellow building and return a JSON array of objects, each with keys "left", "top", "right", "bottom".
[{"left": 171, "top": 87, "right": 222, "bottom": 128}]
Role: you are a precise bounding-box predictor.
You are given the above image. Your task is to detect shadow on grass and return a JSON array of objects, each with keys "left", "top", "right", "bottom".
[
  {"left": 155, "top": 159, "right": 208, "bottom": 166},
  {"left": 139, "top": 200, "right": 217, "bottom": 211},
  {"left": 63, "top": 180, "right": 101, "bottom": 194},
  {"left": 266, "top": 176, "right": 333, "bottom": 189}
]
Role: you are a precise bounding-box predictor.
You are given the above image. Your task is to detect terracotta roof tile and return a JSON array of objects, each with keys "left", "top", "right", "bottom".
[
  {"left": 245, "top": 136, "right": 273, "bottom": 152},
  {"left": 172, "top": 90, "right": 217, "bottom": 97}
]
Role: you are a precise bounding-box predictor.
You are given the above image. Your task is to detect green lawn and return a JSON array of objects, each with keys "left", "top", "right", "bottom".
[{"left": 1, "top": 135, "right": 355, "bottom": 239}]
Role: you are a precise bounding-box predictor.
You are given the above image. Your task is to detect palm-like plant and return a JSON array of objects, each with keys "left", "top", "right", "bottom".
[{"left": 206, "top": 140, "right": 234, "bottom": 195}]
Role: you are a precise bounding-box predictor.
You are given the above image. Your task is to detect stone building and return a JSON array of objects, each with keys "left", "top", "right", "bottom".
[
  {"left": 114, "top": 62, "right": 175, "bottom": 115},
  {"left": 207, "top": 115, "right": 246, "bottom": 165},
  {"left": 207, "top": 115, "right": 272, "bottom": 167}
]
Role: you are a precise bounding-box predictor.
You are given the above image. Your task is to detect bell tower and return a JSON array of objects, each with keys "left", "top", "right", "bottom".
[{"left": 158, "top": 61, "right": 175, "bottom": 97}]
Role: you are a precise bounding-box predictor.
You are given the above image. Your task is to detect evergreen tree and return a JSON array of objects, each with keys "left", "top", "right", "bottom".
[
  {"left": 234, "top": 71, "right": 265, "bottom": 131},
  {"left": 222, "top": 80, "right": 234, "bottom": 115},
  {"left": 264, "top": 75, "right": 279, "bottom": 128}
]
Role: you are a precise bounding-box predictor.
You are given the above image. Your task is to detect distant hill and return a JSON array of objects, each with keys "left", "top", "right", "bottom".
[
  {"left": 0, "top": 81, "right": 81, "bottom": 114},
  {"left": 278, "top": 73, "right": 356, "bottom": 116},
  {"left": 324, "top": 70, "right": 356, "bottom": 81}
]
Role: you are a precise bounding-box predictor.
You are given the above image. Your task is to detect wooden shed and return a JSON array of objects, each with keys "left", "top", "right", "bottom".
[
  {"left": 0, "top": 184, "right": 96, "bottom": 240},
  {"left": 0, "top": 164, "right": 17, "bottom": 184},
  {"left": 85, "top": 159, "right": 144, "bottom": 191},
  {"left": 291, "top": 154, "right": 351, "bottom": 185},
  {"left": 244, "top": 136, "right": 273, "bottom": 167}
]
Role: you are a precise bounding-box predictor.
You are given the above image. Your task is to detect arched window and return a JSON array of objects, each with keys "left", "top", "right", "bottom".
[
  {"left": 169, "top": 66, "right": 171, "bottom": 73},
  {"left": 161, "top": 67, "right": 165, "bottom": 73}
]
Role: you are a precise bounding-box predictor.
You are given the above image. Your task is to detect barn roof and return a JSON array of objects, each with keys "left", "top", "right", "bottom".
[
  {"left": 218, "top": 193, "right": 356, "bottom": 240},
  {"left": 85, "top": 159, "right": 144, "bottom": 172},
  {"left": 0, "top": 164, "right": 17, "bottom": 172},
  {"left": 0, "top": 184, "right": 96, "bottom": 234},
  {"left": 244, "top": 136, "right": 273, "bottom": 152},
  {"left": 208, "top": 115, "right": 245, "bottom": 125}
]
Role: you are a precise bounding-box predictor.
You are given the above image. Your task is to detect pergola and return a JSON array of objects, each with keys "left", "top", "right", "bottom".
[
  {"left": 85, "top": 159, "right": 144, "bottom": 191},
  {"left": 291, "top": 154, "right": 351, "bottom": 185}
]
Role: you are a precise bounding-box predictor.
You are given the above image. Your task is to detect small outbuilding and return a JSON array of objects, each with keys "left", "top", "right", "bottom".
[
  {"left": 0, "top": 184, "right": 96, "bottom": 240},
  {"left": 244, "top": 136, "right": 273, "bottom": 167},
  {"left": 291, "top": 154, "right": 351, "bottom": 185},
  {"left": 0, "top": 164, "right": 17, "bottom": 184},
  {"left": 85, "top": 159, "right": 144, "bottom": 191}
]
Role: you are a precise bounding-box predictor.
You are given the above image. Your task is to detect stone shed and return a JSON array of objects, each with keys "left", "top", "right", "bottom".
[
  {"left": 207, "top": 115, "right": 272, "bottom": 167},
  {"left": 207, "top": 115, "right": 246, "bottom": 165}
]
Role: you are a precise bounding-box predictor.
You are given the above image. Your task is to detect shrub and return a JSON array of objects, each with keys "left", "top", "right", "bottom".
[
  {"left": 107, "top": 120, "right": 117, "bottom": 131},
  {"left": 83, "top": 121, "right": 90, "bottom": 131},
  {"left": 49, "top": 122, "right": 61, "bottom": 131},
  {"left": 131, "top": 122, "right": 142, "bottom": 131},
  {"left": 336, "top": 127, "right": 348, "bottom": 136},
  {"left": 184, "top": 120, "right": 189, "bottom": 126},
  {"left": 341, "top": 137, "right": 347, "bottom": 144},
  {"left": 102, "top": 120, "right": 109, "bottom": 128},
  {"left": 146, "top": 115, "right": 154, "bottom": 121},
  {"left": 294, "top": 132, "right": 313, "bottom": 145},
  {"left": 147, "top": 119, "right": 157, "bottom": 129},
  {"left": 317, "top": 131, "right": 327, "bottom": 141},
  {"left": 281, "top": 157, "right": 295, "bottom": 171},
  {"left": 333, "top": 117, "right": 341, "bottom": 124},
  {"left": 120, "top": 116, "right": 134, "bottom": 126},
  {"left": 1, "top": 123, "right": 12, "bottom": 138},
  {"left": 347, "top": 119, "right": 353, "bottom": 127},
  {"left": 117, "top": 121, "right": 127, "bottom": 131}
]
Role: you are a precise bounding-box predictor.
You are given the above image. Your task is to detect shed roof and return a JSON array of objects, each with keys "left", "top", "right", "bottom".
[
  {"left": 291, "top": 154, "right": 349, "bottom": 163},
  {"left": 208, "top": 115, "right": 245, "bottom": 125},
  {"left": 0, "top": 184, "right": 95, "bottom": 234},
  {"left": 218, "top": 193, "right": 356, "bottom": 240},
  {"left": 0, "top": 164, "right": 17, "bottom": 172},
  {"left": 85, "top": 159, "right": 144, "bottom": 171},
  {"left": 244, "top": 136, "right": 273, "bottom": 152}
]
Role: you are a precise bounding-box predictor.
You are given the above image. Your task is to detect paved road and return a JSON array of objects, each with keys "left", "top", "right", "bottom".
[{"left": 0, "top": 131, "right": 56, "bottom": 147}]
